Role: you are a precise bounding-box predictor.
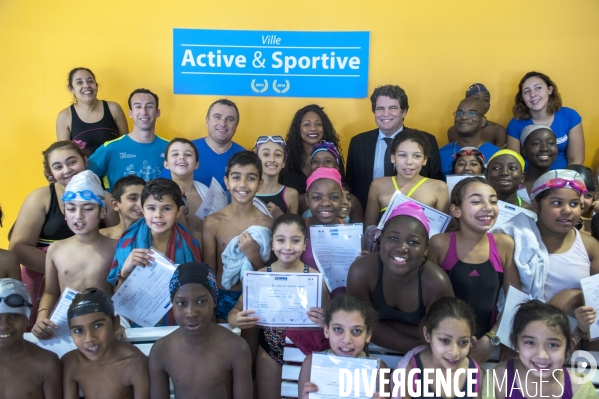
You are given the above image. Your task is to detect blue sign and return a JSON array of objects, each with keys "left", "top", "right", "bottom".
[{"left": 173, "top": 29, "right": 370, "bottom": 98}]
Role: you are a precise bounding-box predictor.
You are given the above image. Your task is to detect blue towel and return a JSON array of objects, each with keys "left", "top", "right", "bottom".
[{"left": 221, "top": 226, "right": 272, "bottom": 289}]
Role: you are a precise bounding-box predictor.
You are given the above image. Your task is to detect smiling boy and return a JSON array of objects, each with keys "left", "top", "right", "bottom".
[
  {"left": 62, "top": 288, "right": 149, "bottom": 399},
  {"left": 149, "top": 262, "right": 252, "bottom": 399},
  {"left": 33, "top": 171, "right": 117, "bottom": 339},
  {"left": 100, "top": 175, "right": 146, "bottom": 239},
  {"left": 0, "top": 278, "right": 62, "bottom": 399},
  {"left": 202, "top": 151, "right": 273, "bottom": 321},
  {"left": 164, "top": 138, "right": 209, "bottom": 243},
  {"left": 109, "top": 178, "right": 201, "bottom": 326}
]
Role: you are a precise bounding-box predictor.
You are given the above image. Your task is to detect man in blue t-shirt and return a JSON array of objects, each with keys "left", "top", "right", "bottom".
[
  {"left": 88, "top": 88, "right": 168, "bottom": 192},
  {"left": 439, "top": 98, "right": 500, "bottom": 178},
  {"left": 161, "top": 99, "right": 244, "bottom": 190}
]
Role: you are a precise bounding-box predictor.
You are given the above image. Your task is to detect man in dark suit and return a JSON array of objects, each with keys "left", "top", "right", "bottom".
[{"left": 346, "top": 85, "right": 443, "bottom": 209}]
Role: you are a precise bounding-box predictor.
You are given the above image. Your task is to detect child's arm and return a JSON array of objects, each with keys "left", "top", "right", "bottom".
[
  {"left": 228, "top": 294, "right": 259, "bottom": 329},
  {"left": 61, "top": 355, "right": 79, "bottom": 399},
  {"left": 284, "top": 187, "right": 299, "bottom": 215},
  {"left": 149, "top": 344, "right": 171, "bottom": 399},
  {"left": 307, "top": 282, "right": 330, "bottom": 327},
  {"left": 32, "top": 244, "right": 61, "bottom": 339},
  {"left": 433, "top": 181, "right": 450, "bottom": 213},
  {"left": 496, "top": 234, "right": 521, "bottom": 292},
  {"left": 238, "top": 231, "right": 266, "bottom": 270},
  {"left": 298, "top": 354, "right": 318, "bottom": 399},
  {"left": 363, "top": 181, "right": 382, "bottom": 228},
  {"left": 114, "top": 248, "right": 155, "bottom": 291},
  {"left": 0, "top": 249, "right": 21, "bottom": 280},
  {"left": 130, "top": 354, "right": 151, "bottom": 399},
  {"left": 44, "top": 354, "right": 63, "bottom": 399},
  {"left": 201, "top": 216, "right": 218, "bottom": 272},
  {"left": 231, "top": 339, "right": 253, "bottom": 398}
]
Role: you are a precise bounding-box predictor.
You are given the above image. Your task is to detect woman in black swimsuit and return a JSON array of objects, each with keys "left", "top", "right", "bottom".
[
  {"left": 56, "top": 67, "right": 128, "bottom": 157},
  {"left": 347, "top": 201, "right": 454, "bottom": 354}
]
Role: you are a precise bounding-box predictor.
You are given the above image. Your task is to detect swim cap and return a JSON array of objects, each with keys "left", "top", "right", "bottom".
[
  {"left": 67, "top": 288, "right": 115, "bottom": 321},
  {"left": 520, "top": 124, "right": 555, "bottom": 146},
  {"left": 453, "top": 147, "right": 486, "bottom": 168},
  {"left": 306, "top": 168, "right": 343, "bottom": 192},
  {"left": 310, "top": 141, "right": 341, "bottom": 165},
  {"left": 530, "top": 169, "right": 587, "bottom": 200},
  {"left": 169, "top": 262, "right": 218, "bottom": 304},
  {"left": 384, "top": 201, "right": 430, "bottom": 235},
  {"left": 465, "top": 83, "right": 489, "bottom": 98},
  {"left": 62, "top": 170, "right": 106, "bottom": 208},
  {"left": 0, "top": 278, "right": 32, "bottom": 319},
  {"left": 487, "top": 149, "right": 525, "bottom": 170}
]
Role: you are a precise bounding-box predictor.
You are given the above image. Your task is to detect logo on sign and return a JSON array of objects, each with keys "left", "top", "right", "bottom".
[
  {"left": 251, "top": 79, "right": 268, "bottom": 93},
  {"left": 272, "top": 79, "right": 290, "bottom": 94}
]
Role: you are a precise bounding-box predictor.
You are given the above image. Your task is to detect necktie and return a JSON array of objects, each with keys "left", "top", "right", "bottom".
[{"left": 383, "top": 137, "right": 395, "bottom": 176}]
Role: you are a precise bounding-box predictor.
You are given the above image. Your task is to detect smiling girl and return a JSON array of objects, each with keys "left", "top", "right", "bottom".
[
  {"left": 521, "top": 125, "right": 558, "bottom": 194},
  {"left": 364, "top": 131, "right": 449, "bottom": 228},
  {"left": 428, "top": 177, "right": 520, "bottom": 363},
  {"left": 485, "top": 149, "right": 532, "bottom": 210},
  {"left": 506, "top": 71, "right": 584, "bottom": 168},
  {"left": 253, "top": 136, "right": 299, "bottom": 218}
]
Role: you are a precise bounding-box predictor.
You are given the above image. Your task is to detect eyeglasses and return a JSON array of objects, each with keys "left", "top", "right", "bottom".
[
  {"left": 531, "top": 178, "right": 588, "bottom": 196},
  {"left": 62, "top": 190, "right": 105, "bottom": 204},
  {"left": 453, "top": 111, "right": 479, "bottom": 118},
  {"left": 1, "top": 294, "right": 33, "bottom": 309},
  {"left": 254, "top": 136, "right": 286, "bottom": 147},
  {"left": 311, "top": 141, "right": 341, "bottom": 162}
]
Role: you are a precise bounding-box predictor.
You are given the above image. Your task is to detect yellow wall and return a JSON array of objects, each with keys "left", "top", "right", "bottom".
[{"left": 1, "top": 0, "right": 598, "bottom": 248}]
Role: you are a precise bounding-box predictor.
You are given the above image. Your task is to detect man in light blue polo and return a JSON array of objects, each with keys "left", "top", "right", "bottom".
[
  {"left": 161, "top": 99, "right": 245, "bottom": 190},
  {"left": 88, "top": 88, "right": 168, "bottom": 192}
]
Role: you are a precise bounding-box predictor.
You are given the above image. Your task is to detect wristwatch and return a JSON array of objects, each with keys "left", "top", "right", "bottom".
[{"left": 485, "top": 332, "right": 501, "bottom": 347}]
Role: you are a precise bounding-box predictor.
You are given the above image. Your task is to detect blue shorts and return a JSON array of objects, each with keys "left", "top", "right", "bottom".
[{"left": 216, "top": 288, "right": 242, "bottom": 321}]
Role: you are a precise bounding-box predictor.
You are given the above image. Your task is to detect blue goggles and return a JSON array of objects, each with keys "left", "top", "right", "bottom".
[{"left": 62, "top": 190, "right": 106, "bottom": 208}]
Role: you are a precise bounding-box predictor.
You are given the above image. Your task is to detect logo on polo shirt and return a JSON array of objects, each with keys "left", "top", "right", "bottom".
[{"left": 119, "top": 152, "right": 137, "bottom": 159}]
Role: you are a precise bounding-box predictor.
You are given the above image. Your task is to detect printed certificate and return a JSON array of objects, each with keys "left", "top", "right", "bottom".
[
  {"left": 34, "top": 287, "right": 80, "bottom": 358},
  {"left": 494, "top": 200, "right": 537, "bottom": 228},
  {"left": 113, "top": 248, "right": 177, "bottom": 327},
  {"left": 581, "top": 274, "right": 599, "bottom": 340},
  {"left": 310, "top": 224, "right": 362, "bottom": 292},
  {"left": 378, "top": 191, "right": 451, "bottom": 237},
  {"left": 243, "top": 271, "right": 322, "bottom": 327},
  {"left": 309, "top": 353, "right": 380, "bottom": 398}
]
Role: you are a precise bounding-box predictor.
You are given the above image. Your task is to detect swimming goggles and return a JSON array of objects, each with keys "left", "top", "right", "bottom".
[
  {"left": 62, "top": 190, "right": 105, "bottom": 206},
  {"left": 254, "top": 135, "right": 286, "bottom": 147},
  {"left": 0, "top": 294, "right": 33, "bottom": 309},
  {"left": 530, "top": 178, "right": 587, "bottom": 196},
  {"left": 310, "top": 141, "right": 340, "bottom": 164}
]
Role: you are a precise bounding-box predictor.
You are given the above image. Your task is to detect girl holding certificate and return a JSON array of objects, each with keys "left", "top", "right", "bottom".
[
  {"left": 298, "top": 294, "right": 388, "bottom": 398},
  {"left": 364, "top": 131, "right": 449, "bottom": 229},
  {"left": 228, "top": 213, "right": 329, "bottom": 399},
  {"left": 428, "top": 177, "right": 520, "bottom": 363}
]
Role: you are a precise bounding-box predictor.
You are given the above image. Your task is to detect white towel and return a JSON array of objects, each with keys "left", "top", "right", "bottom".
[
  {"left": 490, "top": 212, "right": 549, "bottom": 311},
  {"left": 221, "top": 226, "right": 272, "bottom": 290}
]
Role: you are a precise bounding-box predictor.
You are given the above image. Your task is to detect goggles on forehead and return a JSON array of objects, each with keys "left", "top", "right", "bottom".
[
  {"left": 62, "top": 190, "right": 105, "bottom": 205},
  {"left": 531, "top": 178, "right": 587, "bottom": 196},
  {"left": 310, "top": 141, "right": 340, "bottom": 164},
  {"left": 254, "top": 135, "right": 286, "bottom": 147},
  {"left": 1, "top": 294, "right": 33, "bottom": 309}
]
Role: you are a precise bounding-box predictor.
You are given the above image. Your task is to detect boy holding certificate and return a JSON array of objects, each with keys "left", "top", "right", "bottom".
[
  {"left": 108, "top": 178, "right": 201, "bottom": 326},
  {"left": 62, "top": 288, "right": 149, "bottom": 399},
  {"left": 0, "top": 278, "right": 62, "bottom": 399},
  {"left": 149, "top": 262, "right": 252, "bottom": 399},
  {"left": 33, "top": 171, "right": 117, "bottom": 339},
  {"left": 202, "top": 151, "right": 273, "bottom": 321}
]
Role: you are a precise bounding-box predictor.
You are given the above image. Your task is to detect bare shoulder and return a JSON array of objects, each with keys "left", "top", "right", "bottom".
[
  {"left": 115, "top": 341, "right": 148, "bottom": 365},
  {"left": 26, "top": 185, "right": 52, "bottom": 205},
  {"left": 57, "top": 106, "right": 71, "bottom": 121},
  {"left": 350, "top": 253, "right": 378, "bottom": 275},
  {"left": 27, "top": 341, "right": 61, "bottom": 369},
  {"left": 256, "top": 211, "right": 274, "bottom": 228},
  {"left": 492, "top": 233, "right": 514, "bottom": 248},
  {"left": 150, "top": 330, "right": 177, "bottom": 359},
  {"left": 429, "top": 233, "right": 451, "bottom": 259},
  {"left": 370, "top": 176, "right": 388, "bottom": 191},
  {"left": 580, "top": 232, "right": 599, "bottom": 256},
  {"left": 426, "top": 178, "right": 447, "bottom": 189},
  {"left": 61, "top": 348, "right": 81, "bottom": 369},
  {"left": 487, "top": 121, "right": 507, "bottom": 132},
  {"left": 422, "top": 260, "right": 451, "bottom": 288},
  {"left": 106, "top": 101, "right": 124, "bottom": 113},
  {"left": 285, "top": 186, "right": 299, "bottom": 199}
]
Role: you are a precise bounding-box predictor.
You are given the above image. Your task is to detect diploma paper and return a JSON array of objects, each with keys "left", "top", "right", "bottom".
[
  {"left": 494, "top": 200, "right": 537, "bottom": 229},
  {"left": 377, "top": 191, "right": 451, "bottom": 237},
  {"left": 113, "top": 249, "right": 177, "bottom": 327},
  {"left": 310, "top": 224, "right": 362, "bottom": 292},
  {"left": 253, "top": 197, "right": 273, "bottom": 218},
  {"left": 35, "top": 287, "right": 80, "bottom": 358},
  {"left": 309, "top": 353, "right": 380, "bottom": 399},
  {"left": 581, "top": 274, "right": 599, "bottom": 340},
  {"left": 497, "top": 286, "right": 531, "bottom": 349},
  {"left": 446, "top": 174, "right": 484, "bottom": 197},
  {"left": 196, "top": 177, "right": 228, "bottom": 220},
  {"left": 243, "top": 271, "right": 322, "bottom": 327}
]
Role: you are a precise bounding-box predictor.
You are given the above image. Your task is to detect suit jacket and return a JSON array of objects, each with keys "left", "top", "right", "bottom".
[{"left": 345, "top": 126, "right": 443, "bottom": 210}]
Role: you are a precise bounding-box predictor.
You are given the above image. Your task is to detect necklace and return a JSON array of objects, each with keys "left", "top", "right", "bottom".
[{"left": 533, "top": 114, "right": 553, "bottom": 126}]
